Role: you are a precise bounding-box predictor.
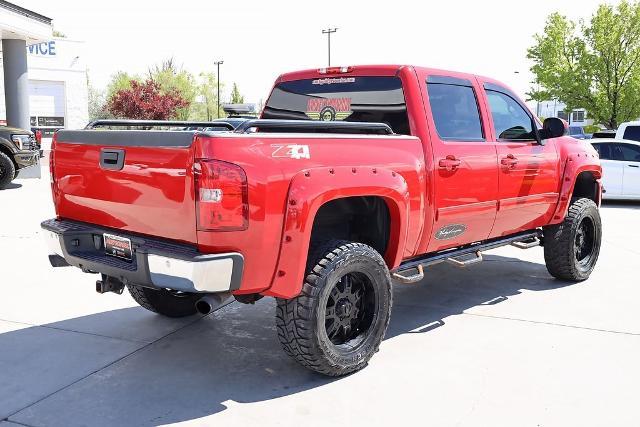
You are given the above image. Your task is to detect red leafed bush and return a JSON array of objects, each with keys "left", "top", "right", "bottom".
[{"left": 107, "top": 79, "right": 189, "bottom": 120}]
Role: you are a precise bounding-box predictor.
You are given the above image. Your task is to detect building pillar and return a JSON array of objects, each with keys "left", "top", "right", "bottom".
[{"left": 2, "top": 39, "right": 30, "bottom": 130}]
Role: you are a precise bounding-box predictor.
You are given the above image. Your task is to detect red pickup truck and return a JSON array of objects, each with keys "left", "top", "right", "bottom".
[{"left": 42, "top": 65, "right": 602, "bottom": 376}]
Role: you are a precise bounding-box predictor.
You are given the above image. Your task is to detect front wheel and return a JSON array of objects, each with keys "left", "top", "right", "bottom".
[
  {"left": 276, "top": 241, "right": 392, "bottom": 376},
  {"left": 543, "top": 198, "right": 602, "bottom": 281},
  {"left": 0, "top": 152, "right": 16, "bottom": 190}
]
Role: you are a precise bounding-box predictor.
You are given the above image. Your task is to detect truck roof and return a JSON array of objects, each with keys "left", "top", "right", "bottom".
[{"left": 276, "top": 64, "right": 496, "bottom": 85}]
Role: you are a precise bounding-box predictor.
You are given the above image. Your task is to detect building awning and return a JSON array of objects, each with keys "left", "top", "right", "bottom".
[{"left": 0, "top": 0, "right": 52, "bottom": 47}]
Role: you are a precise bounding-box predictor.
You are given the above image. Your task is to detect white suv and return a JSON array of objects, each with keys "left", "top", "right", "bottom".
[{"left": 590, "top": 138, "right": 640, "bottom": 200}]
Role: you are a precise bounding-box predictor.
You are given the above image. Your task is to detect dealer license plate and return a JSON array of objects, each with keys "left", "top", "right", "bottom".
[{"left": 103, "top": 233, "right": 132, "bottom": 261}]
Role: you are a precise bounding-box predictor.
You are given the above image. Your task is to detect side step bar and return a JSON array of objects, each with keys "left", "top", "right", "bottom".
[{"left": 391, "top": 230, "right": 542, "bottom": 284}]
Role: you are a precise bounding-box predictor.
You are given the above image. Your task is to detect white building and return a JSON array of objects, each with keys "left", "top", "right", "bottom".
[
  {"left": 0, "top": 37, "right": 88, "bottom": 144},
  {"left": 537, "top": 100, "right": 593, "bottom": 127}
]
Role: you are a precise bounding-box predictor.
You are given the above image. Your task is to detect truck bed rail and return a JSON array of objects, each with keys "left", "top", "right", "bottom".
[
  {"left": 234, "top": 119, "right": 394, "bottom": 135},
  {"left": 85, "top": 120, "right": 235, "bottom": 130}
]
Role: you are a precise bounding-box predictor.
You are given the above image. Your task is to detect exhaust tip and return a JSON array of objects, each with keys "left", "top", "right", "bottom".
[{"left": 195, "top": 299, "right": 213, "bottom": 315}]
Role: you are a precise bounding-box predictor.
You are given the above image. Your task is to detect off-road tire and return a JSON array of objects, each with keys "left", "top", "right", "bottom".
[
  {"left": 126, "top": 283, "right": 200, "bottom": 317},
  {"left": 0, "top": 152, "right": 16, "bottom": 190},
  {"left": 276, "top": 240, "right": 392, "bottom": 376},
  {"left": 543, "top": 198, "right": 601, "bottom": 281}
]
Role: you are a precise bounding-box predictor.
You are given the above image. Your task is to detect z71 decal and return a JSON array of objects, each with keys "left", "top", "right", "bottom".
[{"left": 271, "top": 144, "right": 311, "bottom": 160}]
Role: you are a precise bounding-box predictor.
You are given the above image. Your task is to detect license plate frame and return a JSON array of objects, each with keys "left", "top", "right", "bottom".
[{"left": 103, "top": 233, "right": 133, "bottom": 261}]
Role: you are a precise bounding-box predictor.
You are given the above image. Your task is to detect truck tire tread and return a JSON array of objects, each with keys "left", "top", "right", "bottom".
[
  {"left": 126, "top": 283, "right": 200, "bottom": 318},
  {"left": 543, "top": 197, "right": 601, "bottom": 281},
  {"left": 276, "top": 240, "right": 392, "bottom": 376},
  {"left": 0, "top": 152, "right": 16, "bottom": 190}
]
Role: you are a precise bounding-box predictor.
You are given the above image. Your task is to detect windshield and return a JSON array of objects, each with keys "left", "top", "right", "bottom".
[{"left": 262, "top": 76, "right": 410, "bottom": 134}]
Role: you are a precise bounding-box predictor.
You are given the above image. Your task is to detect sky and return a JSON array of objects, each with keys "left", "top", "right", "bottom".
[{"left": 20, "top": 0, "right": 616, "bottom": 105}]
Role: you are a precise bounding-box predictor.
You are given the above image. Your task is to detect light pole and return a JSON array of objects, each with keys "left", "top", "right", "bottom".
[
  {"left": 322, "top": 28, "right": 338, "bottom": 67},
  {"left": 214, "top": 60, "right": 224, "bottom": 118}
]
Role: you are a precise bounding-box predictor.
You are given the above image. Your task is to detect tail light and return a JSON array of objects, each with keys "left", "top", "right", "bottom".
[
  {"left": 35, "top": 129, "right": 42, "bottom": 145},
  {"left": 195, "top": 159, "right": 249, "bottom": 231},
  {"left": 49, "top": 134, "right": 56, "bottom": 185}
]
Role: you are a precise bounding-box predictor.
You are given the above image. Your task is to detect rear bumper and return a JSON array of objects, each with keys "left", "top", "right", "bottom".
[{"left": 41, "top": 219, "right": 243, "bottom": 293}]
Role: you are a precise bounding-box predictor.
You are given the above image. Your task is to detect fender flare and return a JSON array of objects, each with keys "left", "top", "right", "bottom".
[
  {"left": 549, "top": 155, "right": 602, "bottom": 225},
  {"left": 263, "top": 166, "right": 411, "bottom": 298}
]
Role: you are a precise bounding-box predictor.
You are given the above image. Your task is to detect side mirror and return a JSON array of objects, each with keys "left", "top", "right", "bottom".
[{"left": 539, "top": 117, "right": 566, "bottom": 141}]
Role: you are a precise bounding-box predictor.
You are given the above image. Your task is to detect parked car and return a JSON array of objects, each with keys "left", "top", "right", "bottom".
[
  {"left": 0, "top": 125, "right": 40, "bottom": 189},
  {"left": 568, "top": 125, "right": 590, "bottom": 139},
  {"left": 615, "top": 121, "right": 640, "bottom": 142},
  {"left": 590, "top": 138, "right": 640, "bottom": 200},
  {"left": 42, "top": 65, "right": 602, "bottom": 376}
]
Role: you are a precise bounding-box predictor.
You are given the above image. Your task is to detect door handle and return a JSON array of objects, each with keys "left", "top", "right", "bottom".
[
  {"left": 628, "top": 164, "right": 639, "bottom": 168},
  {"left": 501, "top": 154, "right": 518, "bottom": 168},
  {"left": 100, "top": 148, "right": 125, "bottom": 171},
  {"left": 438, "top": 156, "right": 461, "bottom": 171}
]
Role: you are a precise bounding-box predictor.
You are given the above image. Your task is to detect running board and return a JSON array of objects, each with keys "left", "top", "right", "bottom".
[
  {"left": 511, "top": 237, "right": 541, "bottom": 249},
  {"left": 391, "top": 230, "right": 542, "bottom": 284}
]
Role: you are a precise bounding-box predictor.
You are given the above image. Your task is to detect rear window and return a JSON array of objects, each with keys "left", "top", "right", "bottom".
[
  {"left": 262, "top": 76, "right": 410, "bottom": 134},
  {"left": 427, "top": 83, "right": 483, "bottom": 141},
  {"left": 623, "top": 125, "right": 640, "bottom": 142}
]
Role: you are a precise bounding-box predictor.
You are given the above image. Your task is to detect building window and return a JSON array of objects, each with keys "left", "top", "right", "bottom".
[
  {"left": 572, "top": 110, "right": 585, "bottom": 122},
  {"left": 557, "top": 110, "right": 568, "bottom": 121}
]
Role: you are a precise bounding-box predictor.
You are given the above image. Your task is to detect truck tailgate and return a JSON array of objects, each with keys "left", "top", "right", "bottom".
[{"left": 52, "top": 130, "right": 197, "bottom": 244}]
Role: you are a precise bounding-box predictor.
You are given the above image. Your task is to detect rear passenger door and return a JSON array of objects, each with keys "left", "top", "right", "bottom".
[
  {"left": 423, "top": 75, "right": 499, "bottom": 252},
  {"left": 481, "top": 84, "right": 560, "bottom": 238},
  {"left": 591, "top": 143, "right": 624, "bottom": 196},
  {"left": 618, "top": 143, "right": 640, "bottom": 196}
]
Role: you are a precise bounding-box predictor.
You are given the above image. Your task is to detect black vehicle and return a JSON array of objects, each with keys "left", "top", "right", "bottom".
[
  {"left": 0, "top": 125, "right": 40, "bottom": 189},
  {"left": 591, "top": 130, "right": 617, "bottom": 139}
]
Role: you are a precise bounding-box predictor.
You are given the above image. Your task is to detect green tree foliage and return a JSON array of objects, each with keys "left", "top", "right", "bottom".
[
  {"left": 230, "top": 83, "right": 245, "bottom": 104},
  {"left": 148, "top": 58, "right": 197, "bottom": 120},
  {"left": 87, "top": 74, "right": 110, "bottom": 121},
  {"left": 528, "top": 1, "right": 640, "bottom": 128},
  {"left": 190, "top": 72, "right": 224, "bottom": 120},
  {"left": 106, "top": 71, "right": 139, "bottom": 101}
]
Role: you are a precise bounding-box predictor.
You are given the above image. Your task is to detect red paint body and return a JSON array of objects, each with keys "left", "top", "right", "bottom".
[{"left": 51, "top": 65, "right": 601, "bottom": 298}]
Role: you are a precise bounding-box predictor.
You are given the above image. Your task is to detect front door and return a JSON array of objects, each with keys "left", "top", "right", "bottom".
[
  {"left": 481, "top": 85, "right": 560, "bottom": 238},
  {"left": 423, "top": 75, "right": 499, "bottom": 252}
]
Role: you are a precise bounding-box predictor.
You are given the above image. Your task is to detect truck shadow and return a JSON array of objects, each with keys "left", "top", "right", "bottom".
[
  {"left": 1, "top": 182, "right": 22, "bottom": 190},
  {"left": 1, "top": 254, "right": 576, "bottom": 426}
]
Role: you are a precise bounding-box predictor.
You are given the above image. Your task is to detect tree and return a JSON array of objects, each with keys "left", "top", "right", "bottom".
[
  {"left": 107, "top": 79, "right": 189, "bottom": 120},
  {"left": 190, "top": 72, "right": 224, "bottom": 120},
  {"left": 148, "top": 58, "right": 197, "bottom": 120},
  {"left": 87, "top": 74, "right": 110, "bottom": 121},
  {"left": 230, "top": 83, "right": 245, "bottom": 103},
  {"left": 106, "top": 71, "right": 139, "bottom": 100},
  {"left": 528, "top": 1, "right": 640, "bottom": 129}
]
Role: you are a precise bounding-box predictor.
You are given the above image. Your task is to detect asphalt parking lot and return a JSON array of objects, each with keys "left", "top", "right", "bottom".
[{"left": 1, "top": 165, "right": 639, "bottom": 427}]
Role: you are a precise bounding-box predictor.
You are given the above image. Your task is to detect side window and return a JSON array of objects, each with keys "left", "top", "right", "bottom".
[
  {"left": 618, "top": 143, "right": 640, "bottom": 162},
  {"left": 592, "top": 143, "right": 612, "bottom": 160},
  {"left": 485, "top": 90, "right": 535, "bottom": 141},
  {"left": 427, "top": 82, "right": 483, "bottom": 141},
  {"left": 622, "top": 126, "right": 640, "bottom": 142}
]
